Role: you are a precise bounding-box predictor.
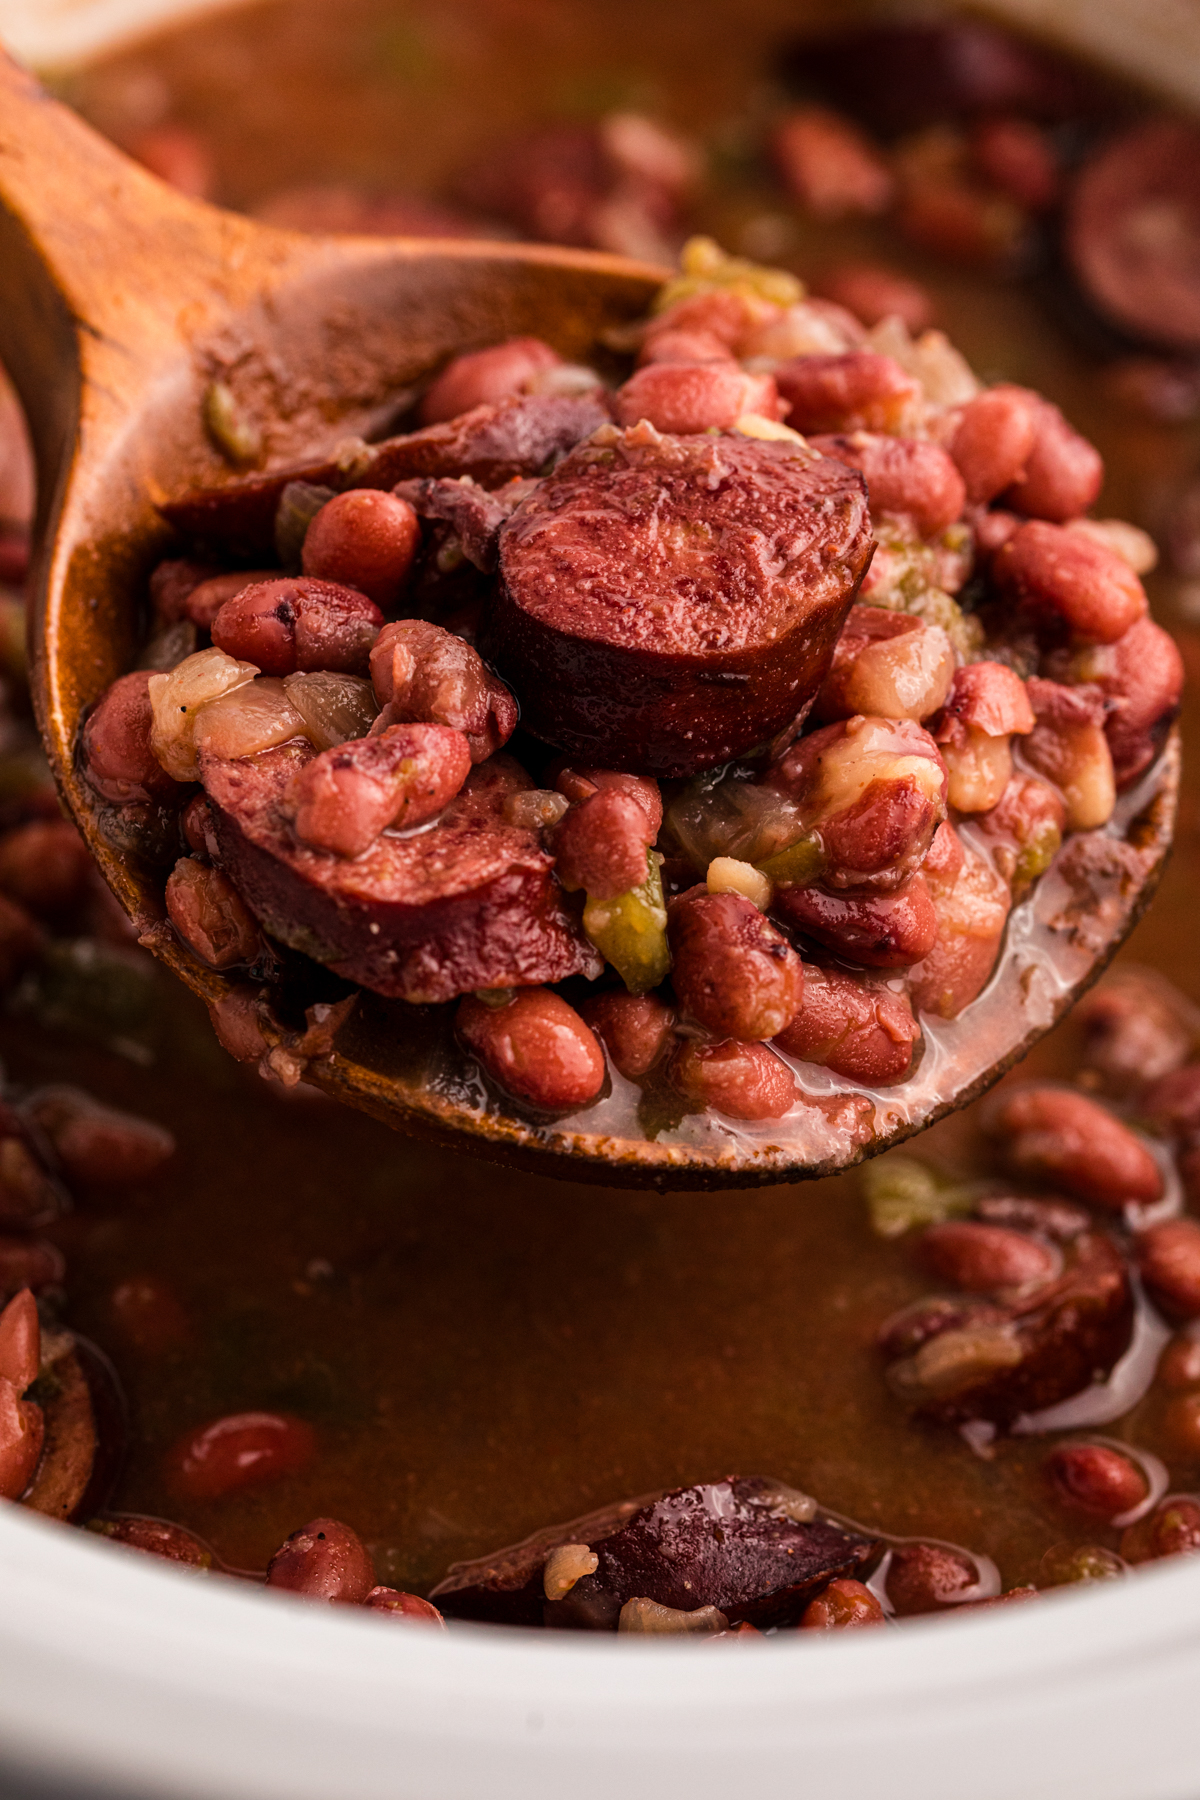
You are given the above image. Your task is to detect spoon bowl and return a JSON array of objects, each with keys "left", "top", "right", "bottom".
[{"left": 0, "top": 50, "right": 1178, "bottom": 1188}]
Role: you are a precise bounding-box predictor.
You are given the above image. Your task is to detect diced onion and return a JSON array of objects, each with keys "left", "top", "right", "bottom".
[
  {"left": 148, "top": 648, "right": 259, "bottom": 780},
  {"left": 194, "top": 677, "right": 308, "bottom": 762}
]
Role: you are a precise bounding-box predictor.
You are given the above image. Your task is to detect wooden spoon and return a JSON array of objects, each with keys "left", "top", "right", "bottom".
[{"left": 0, "top": 51, "right": 1177, "bottom": 1190}]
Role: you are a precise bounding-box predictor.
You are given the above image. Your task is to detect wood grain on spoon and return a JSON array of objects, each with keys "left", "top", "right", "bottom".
[{"left": 0, "top": 49, "right": 1178, "bottom": 1188}]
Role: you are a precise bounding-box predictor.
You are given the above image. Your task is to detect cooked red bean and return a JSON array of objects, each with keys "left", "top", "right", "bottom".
[
  {"left": 0, "top": 1236, "right": 64, "bottom": 1294},
  {"left": 643, "top": 289, "right": 773, "bottom": 357},
  {"left": 577, "top": 991, "right": 676, "bottom": 1081},
  {"left": 127, "top": 123, "right": 215, "bottom": 197},
  {"left": 1163, "top": 1394, "right": 1200, "bottom": 1460},
  {"left": 182, "top": 570, "right": 276, "bottom": 629},
  {"left": 1046, "top": 1443, "right": 1148, "bottom": 1518},
  {"left": 93, "top": 1515, "right": 215, "bottom": 1569},
  {"left": 669, "top": 890, "right": 803, "bottom": 1042},
  {"left": 167, "top": 1411, "right": 317, "bottom": 1501},
  {"left": 1075, "top": 617, "right": 1183, "bottom": 790},
  {"left": 420, "top": 337, "right": 562, "bottom": 426},
  {"left": 775, "top": 876, "right": 939, "bottom": 970},
  {"left": 165, "top": 858, "right": 261, "bottom": 970},
  {"left": 0, "top": 1378, "right": 43, "bottom": 1501},
  {"left": 1136, "top": 1219, "right": 1200, "bottom": 1320},
  {"left": 994, "top": 1085, "right": 1163, "bottom": 1208},
  {"left": 0, "top": 1290, "right": 38, "bottom": 1392},
  {"left": 772, "top": 106, "right": 893, "bottom": 219},
  {"left": 971, "top": 116, "right": 1059, "bottom": 210},
  {"left": 0, "top": 1120, "right": 62, "bottom": 1230},
  {"left": 0, "top": 820, "right": 92, "bottom": 917},
  {"left": 266, "top": 1517, "right": 376, "bottom": 1604},
  {"left": 775, "top": 352, "right": 919, "bottom": 434},
  {"left": 636, "top": 327, "right": 732, "bottom": 367},
  {"left": 774, "top": 963, "right": 919, "bottom": 1085},
  {"left": 300, "top": 490, "right": 421, "bottom": 609},
  {"left": 994, "top": 522, "right": 1147, "bottom": 646},
  {"left": 920, "top": 1221, "right": 1057, "bottom": 1294},
  {"left": 28, "top": 1087, "right": 175, "bottom": 1186},
  {"left": 1157, "top": 1332, "right": 1200, "bottom": 1391},
  {"left": 975, "top": 772, "right": 1065, "bottom": 897},
  {"left": 893, "top": 140, "right": 1026, "bottom": 271},
  {"left": 1073, "top": 970, "right": 1192, "bottom": 1097},
  {"left": 370, "top": 620, "right": 517, "bottom": 764},
  {"left": 457, "top": 988, "right": 606, "bottom": 1112},
  {"left": 809, "top": 433, "right": 965, "bottom": 538},
  {"left": 798, "top": 1578, "right": 885, "bottom": 1630},
  {"left": 949, "top": 386, "right": 1038, "bottom": 505},
  {"left": 364, "top": 1586, "right": 446, "bottom": 1625},
  {"left": 815, "top": 263, "right": 933, "bottom": 333},
  {"left": 82, "top": 671, "right": 184, "bottom": 804},
  {"left": 551, "top": 788, "right": 657, "bottom": 900},
  {"left": 109, "top": 1276, "right": 191, "bottom": 1356},
  {"left": 670, "top": 1038, "right": 797, "bottom": 1120},
  {"left": 1005, "top": 400, "right": 1104, "bottom": 523},
  {"left": 1121, "top": 1497, "right": 1200, "bottom": 1565},
  {"left": 973, "top": 508, "right": 1021, "bottom": 561},
  {"left": 1022, "top": 677, "right": 1116, "bottom": 833},
  {"left": 286, "top": 723, "right": 471, "bottom": 858},
  {"left": 182, "top": 793, "right": 213, "bottom": 858},
  {"left": 149, "top": 557, "right": 223, "bottom": 622},
  {"left": 212, "top": 578, "right": 383, "bottom": 678},
  {"left": 1143, "top": 1066, "right": 1200, "bottom": 1136},
  {"left": 885, "top": 1543, "right": 980, "bottom": 1616},
  {"left": 613, "top": 362, "right": 780, "bottom": 434}
]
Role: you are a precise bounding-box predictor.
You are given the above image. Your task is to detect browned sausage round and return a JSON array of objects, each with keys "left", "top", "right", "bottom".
[
  {"left": 485, "top": 429, "right": 873, "bottom": 776},
  {"left": 457, "top": 987, "right": 606, "bottom": 1111}
]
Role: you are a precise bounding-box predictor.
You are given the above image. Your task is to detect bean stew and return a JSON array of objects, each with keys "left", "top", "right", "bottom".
[{"left": 3, "top": 0, "right": 1200, "bottom": 1636}]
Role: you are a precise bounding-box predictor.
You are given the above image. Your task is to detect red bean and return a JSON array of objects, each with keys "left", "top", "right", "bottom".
[
  {"left": 936, "top": 661, "right": 1035, "bottom": 739},
  {"left": 93, "top": 1515, "right": 215, "bottom": 1569},
  {"left": 949, "top": 386, "right": 1038, "bottom": 505},
  {"left": 212, "top": 578, "right": 382, "bottom": 678},
  {"left": 1046, "top": 1443, "right": 1148, "bottom": 1518},
  {"left": 994, "top": 521, "right": 1146, "bottom": 646},
  {"left": 0, "top": 1119, "right": 61, "bottom": 1229},
  {"left": 810, "top": 433, "right": 965, "bottom": 538},
  {"left": 364, "top": 1585, "right": 446, "bottom": 1625},
  {"left": 82, "top": 672, "right": 183, "bottom": 805},
  {"left": 266, "top": 1517, "right": 376, "bottom": 1604},
  {"left": 370, "top": 620, "right": 517, "bottom": 764},
  {"left": 973, "top": 508, "right": 1021, "bottom": 561},
  {"left": 971, "top": 117, "right": 1059, "bottom": 210},
  {"left": 1157, "top": 1332, "right": 1200, "bottom": 1391},
  {"left": 775, "top": 876, "right": 939, "bottom": 970},
  {"left": 165, "top": 858, "right": 261, "bottom": 971},
  {"left": 167, "top": 1411, "right": 317, "bottom": 1501},
  {"left": 636, "top": 328, "right": 731, "bottom": 367},
  {"left": 0, "top": 1236, "right": 64, "bottom": 1295},
  {"left": 920, "top": 1221, "right": 1057, "bottom": 1294},
  {"left": 670, "top": 1038, "right": 797, "bottom": 1120},
  {"left": 183, "top": 570, "right": 276, "bottom": 630},
  {"left": 420, "top": 337, "right": 562, "bottom": 426},
  {"left": 613, "top": 362, "right": 780, "bottom": 434},
  {"left": 885, "top": 1543, "right": 979, "bottom": 1616},
  {"left": 0, "top": 820, "right": 92, "bottom": 917},
  {"left": 457, "top": 988, "right": 606, "bottom": 1112},
  {"left": 1163, "top": 1394, "right": 1200, "bottom": 1459},
  {"left": 1121, "top": 1496, "right": 1200, "bottom": 1564},
  {"left": 149, "top": 557, "right": 223, "bottom": 623},
  {"left": 552, "top": 767, "right": 663, "bottom": 836},
  {"left": 109, "top": 1277, "right": 191, "bottom": 1356},
  {"left": 775, "top": 352, "right": 919, "bottom": 434},
  {"left": 815, "top": 263, "right": 934, "bottom": 333},
  {"left": 994, "top": 1085, "right": 1163, "bottom": 1208},
  {"left": 182, "top": 794, "right": 213, "bottom": 858},
  {"left": 644, "top": 290, "right": 775, "bottom": 358},
  {"left": 301, "top": 490, "right": 421, "bottom": 610},
  {"left": 551, "top": 787, "right": 657, "bottom": 900},
  {"left": 28, "top": 1087, "right": 175, "bottom": 1186},
  {"left": 0, "top": 1290, "right": 38, "bottom": 1392},
  {"left": 1083, "top": 617, "right": 1183, "bottom": 791},
  {"left": 774, "top": 963, "right": 920, "bottom": 1085},
  {"left": 814, "top": 607, "right": 954, "bottom": 727},
  {"left": 286, "top": 724, "right": 471, "bottom": 858},
  {"left": 669, "top": 890, "right": 803, "bottom": 1042},
  {"left": 1136, "top": 1219, "right": 1200, "bottom": 1320},
  {"left": 1143, "top": 1066, "right": 1200, "bottom": 1137},
  {"left": 798, "top": 1578, "right": 885, "bottom": 1630},
  {"left": 0, "top": 1378, "right": 43, "bottom": 1501},
  {"left": 578, "top": 991, "right": 675, "bottom": 1081},
  {"left": 1022, "top": 678, "right": 1115, "bottom": 834},
  {"left": 772, "top": 106, "right": 893, "bottom": 219},
  {"left": 1006, "top": 399, "right": 1104, "bottom": 523}
]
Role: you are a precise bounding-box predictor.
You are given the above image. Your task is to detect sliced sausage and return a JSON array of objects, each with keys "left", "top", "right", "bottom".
[{"left": 485, "top": 429, "right": 873, "bottom": 776}]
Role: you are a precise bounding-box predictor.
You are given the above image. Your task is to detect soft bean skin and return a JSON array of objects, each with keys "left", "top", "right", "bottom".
[
  {"left": 814, "top": 607, "right": 954, "bottom": 725},
  {"left": 551, "top": 787, "right": 657, "bottom": 900},
  {"left": 775, "top": 875, "right": 939, "bottom": 969},
  {"left": 286, "top": 723, "right": 472, "bottom": 858},
  {"left": 885, "top": 1543, "right": 980, "bottom": 1616},
  {"left": 798, "top": 1578, "right": 884, "bottom": 1630},
  {"left": 1022, "top": 678, "right": 1116, "bottom": 834},
  {"left": 1136, "top": 1219, "right": 1200, "bottom": 1320},
  {"left": 669, "top": 1038, "right": 797, "bottom": 1120},
  {"left": 809, "top": 433, "right": 966, "bottom": 537},
  {"left": 1163, "top": 1394, "right": 1200, "bottom": 1458},
  {"left": 1143, "top": 1065, "right": 1200, "bottom": 1137},
  {"left": 975, "top": 772, "right": 1065, "bottom": 898},
  {"left": 1048, "top": 617, "right": 1184, "bottom": 791},
  {"left": 420, "top": 337, "right": 562, "bottom": 426},
  {"left": 26, "top": 1087, "right": 175, "bottom": 1187},
  {"left": 993, "top": 1085, "right": 1164, "bottom": 1208},
  {"left": 93, "top": 1516, "right": 215, "bottom": 1568},
  {"left": 149, "top": 557, "right": 222, "bottom": 622},
  {"left": 908, "top": 824, "right": 1011, "bottom": 1018},
  {"left": 773, "top": 963, "right": 919, "bottom": 1085},
  {"left": 213, "top": 578, "right": 383, "bottom": 677},
  {"left": 370, "top": 620, "right": 517, "bottom": 764},
  {"left": 949, "top": 385, "right": 1038, "bottom": 503},
  {"left": 772, "top": 106, "right": 894, "bottom": 218},
  {"left": 636, "top": 328, "right": 731, "bottom": 366},
  {"left": 167, "top": 1411, "right": 317, "bottom": 1501},
  {"left": 994, "top": 522, "right": 1147, "bottom": 646},
  {"left": 301, "top": 490, "right": 421, "bottom": 609},
  {"left": 0, "top": 1378, "right": 44, "bottom": 1501},
  {"left": 183, "top": 570, "right": 276, "bottom": 629},
  {"left": 775, "top": 351, "right": 919, "bottom": 434},
  {"left": 1046, "top": 1444, "right": 1148, "bottom": 1519},
  {"left": 109, "top": 1276, "right": 191, "bottom": 1356},
  {"left": 266, "top": 1517, "right": 376, "bottom": 1604},
  {"left": 613, "top": 362, "right": 780, "bottom": 433},
  {"left": 577, "top": 991, "right": 675, "bottom": 1081},
  {"left": 669, "top": 889, "right": 804, "bottom": 1042},
  {"left": 457, "top": 988, "right": 606, "bottom": 1111},
  {"left": 0, "top": 1289, "right": 38, "bottom": 1392},
  {"left": 920, "top": 1221, "right": 1057, "bottom": 1294},
  {"left": 1157, "top": 1332, "right": 1200, "bottom": 1390},
  {"left": 1006, "top": 399, "right": 1104, "bottom": 522},
  {"left": 165, "top": 859, "right": 261, "bottom": 970},
  {"left": 364, "top": 1586, "right": 446, "bottom": 1625},
  {"left": 82, "top": 672, "right": 184, "bottom": 804}
]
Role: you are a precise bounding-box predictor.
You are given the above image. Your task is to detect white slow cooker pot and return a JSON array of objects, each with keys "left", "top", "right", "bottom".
[{"left": 0, "top": 2, "right": 1198, "bottom": 1796}]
